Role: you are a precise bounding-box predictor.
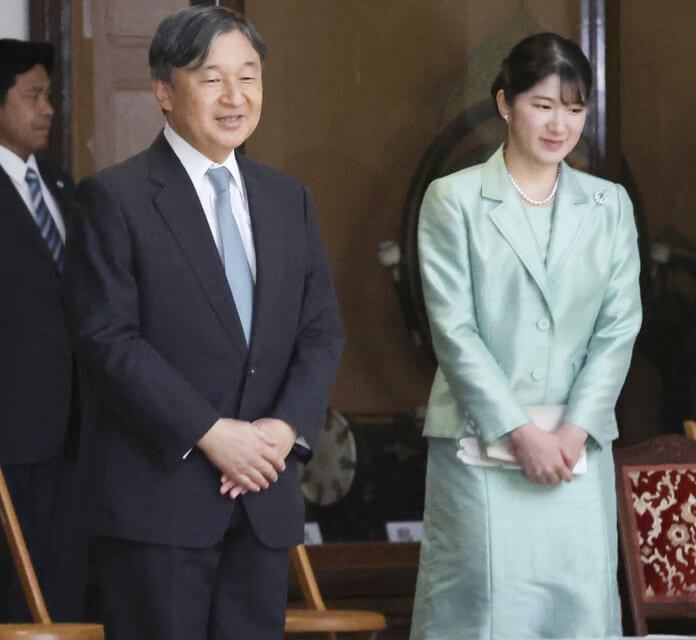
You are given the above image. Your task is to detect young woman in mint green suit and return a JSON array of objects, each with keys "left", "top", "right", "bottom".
[{"left": 410, "top": 33, "right": 642, "bottom": 639}]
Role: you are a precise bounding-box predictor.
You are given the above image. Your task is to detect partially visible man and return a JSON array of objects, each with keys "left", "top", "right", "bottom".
[
  {"left": 65, "top": 7, "right": 344, "bottom": 640},
  {"left": 0, "top": 39, "right": 84, "bottom": 622}
]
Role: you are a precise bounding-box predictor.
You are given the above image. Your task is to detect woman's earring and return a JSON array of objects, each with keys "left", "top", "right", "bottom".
[{"left": 503, "top": 114, "right": 510, "bottom": 123}]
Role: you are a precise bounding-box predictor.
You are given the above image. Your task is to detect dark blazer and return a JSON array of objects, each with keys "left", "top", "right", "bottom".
[
  {"left": 0, "top": 162, "right": 75, "bottom": 465},
  {"left": 65, "top": 134, "right": 344, "bottom": 549}
]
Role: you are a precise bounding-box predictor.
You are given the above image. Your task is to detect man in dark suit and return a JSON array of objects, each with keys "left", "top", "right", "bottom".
[
  {"left": 64, "top": 7, "right": 344, "bottom": 640},
  {"left": 0, "top": 39, "right": 84, "bottom": 622}
]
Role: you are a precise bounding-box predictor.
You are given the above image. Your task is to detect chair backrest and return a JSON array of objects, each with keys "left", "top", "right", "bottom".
[
  {"left": 290, "top": 544, "right": 327, "bottom": 611},
  {"left": 0, "top": 467, "right": 51, "bottom": 624},
  {"left": 614, "top": 435, "right": 696, "bottom": 635}
]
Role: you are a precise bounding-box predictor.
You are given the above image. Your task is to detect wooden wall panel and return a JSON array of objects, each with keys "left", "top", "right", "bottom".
[
  {"left": 30, "top": 0, "right": 71, "bottom": 170},
  {"left": 620, "top": 0, "right": 696, "bottom": 240},
  {"left": 245, "top": 0, "right": 580, "bottom": 412},
  {"left": 72, "top": 0, "right": 188, "bottom": 176}
]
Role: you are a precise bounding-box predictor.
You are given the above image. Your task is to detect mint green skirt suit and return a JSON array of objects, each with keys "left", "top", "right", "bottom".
[{"left": 410, "top": 147, "right": 642, "bottom": 640}]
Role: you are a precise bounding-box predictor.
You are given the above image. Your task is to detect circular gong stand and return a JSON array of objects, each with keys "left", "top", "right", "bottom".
[{"left": 301, "top": 410, "right": 357, "bottom": 507}]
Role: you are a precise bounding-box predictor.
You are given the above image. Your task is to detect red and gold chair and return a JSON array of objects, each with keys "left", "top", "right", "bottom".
[{"left": 614, "top": 435, "right": 696, "bottom": 635}]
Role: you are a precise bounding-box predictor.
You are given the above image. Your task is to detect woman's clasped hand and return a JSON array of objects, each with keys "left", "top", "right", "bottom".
[{"left": 510, "top": 422, "right": 588, "bottom": 484}]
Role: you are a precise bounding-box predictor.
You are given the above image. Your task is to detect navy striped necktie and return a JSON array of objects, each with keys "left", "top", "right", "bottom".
[{"left": 25, "top": 166, "right": 63, "bottom": 272}]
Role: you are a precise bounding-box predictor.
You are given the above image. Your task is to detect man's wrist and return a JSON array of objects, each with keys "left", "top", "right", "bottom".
[{"left": 196, "top": 417, "right": 223, "bottom": 455}]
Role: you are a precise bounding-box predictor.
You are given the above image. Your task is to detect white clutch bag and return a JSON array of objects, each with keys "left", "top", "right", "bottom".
[{"left": 457, "top": 404, "right": 587, "bottom": 475}]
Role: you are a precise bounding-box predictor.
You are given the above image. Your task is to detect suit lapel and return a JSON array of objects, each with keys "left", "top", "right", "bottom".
[
  {"left": 0, "top": 165, "right": 58, "bottom": 270},
  {"left": 148, "top": 134, "right": 248, "bottom": 356},
  {"left": 238, "top": 156, "right": 283, "bottom": 359},
  {"left": 482, "top": 147, "right": 553, "bottom": 312},
  {"left": 545, "top": 164, "right": 591, "bottom": 282}
]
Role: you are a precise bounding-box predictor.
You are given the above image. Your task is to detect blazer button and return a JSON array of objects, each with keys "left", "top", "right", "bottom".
[
  {"left": 249, "top": 367, "right": 256, "bottom": 376},
  {"left": 536, "top": 317, "right": 550, "bottom": 331},
  {"left": 531, "top": 368, "right": 545, "bottom": 381}
]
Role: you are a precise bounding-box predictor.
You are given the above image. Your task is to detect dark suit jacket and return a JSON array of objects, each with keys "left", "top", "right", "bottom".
[
  {"left": 65, "top": 134, "right": 344, "bottom": 549},
  {"left": 0, "top": 162, "right": 75, "bottom": 465}
]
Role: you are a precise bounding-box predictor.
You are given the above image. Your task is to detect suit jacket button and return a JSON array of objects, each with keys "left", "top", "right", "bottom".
[
  {"left": 249, "top": 367, "right": 256, "bottom": 376},
  {"left": 531, "top": 368, "right": 545, "bottom": 381},
  {"left": 536, "top": 317, "right": 550, "bottom": 331}
]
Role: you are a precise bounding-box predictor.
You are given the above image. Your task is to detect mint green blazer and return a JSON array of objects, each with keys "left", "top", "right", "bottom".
[{"left": 418, "top": 146, "right": 642, "bottom": 447}]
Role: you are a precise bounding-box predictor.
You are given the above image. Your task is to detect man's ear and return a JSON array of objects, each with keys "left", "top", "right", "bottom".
[{"left": 152, "top": 79, "right": 173, "bottom": 115}]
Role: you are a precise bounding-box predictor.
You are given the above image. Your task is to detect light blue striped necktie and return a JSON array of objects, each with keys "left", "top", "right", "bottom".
[
  {"left": 25, "top": 166, "right": 63, "bottom": 272},
  {"left": 207, "top": 166, "right": 254, "bottom": 344}
]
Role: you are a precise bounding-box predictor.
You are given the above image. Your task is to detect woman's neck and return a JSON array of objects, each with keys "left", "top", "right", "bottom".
[{"left": 504, "top": 144, "right": 560, "bottom": 203}]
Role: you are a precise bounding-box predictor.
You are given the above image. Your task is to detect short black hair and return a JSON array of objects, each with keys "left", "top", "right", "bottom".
[
  {"left": 149, "top": 6, "right": 266, "bottom": 84},
  {"left": 0, "top": 39, "right": 53, "bottom": 106},
  {"left": 491, "top": 33, "right": 592, "bottom": 115}
]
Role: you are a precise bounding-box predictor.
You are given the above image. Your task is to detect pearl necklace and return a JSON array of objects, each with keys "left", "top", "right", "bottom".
[{"left": 507, "top": 165, "right": 561, "bottom": 206}]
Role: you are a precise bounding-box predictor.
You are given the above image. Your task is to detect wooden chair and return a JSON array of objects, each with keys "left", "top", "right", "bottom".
[
  {"left": 0, "top": 467, "right": 104, "bottom": 640},
  {"left": 683, "top": 419, "right": 696, "bottom": 441},
  {"left": 285, "top": 544, "right": 387, "bottom": 639},
  {"left": 614, "top": 435, "right": 696, "bottom": 636}
]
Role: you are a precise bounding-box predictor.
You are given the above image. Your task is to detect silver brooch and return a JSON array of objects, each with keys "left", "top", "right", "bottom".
[
  {"left": 56, "top": 180, "right": 65, "bottom": 189},
  {"left": 594, "top": 189, "right": 607, "bottom": 205}
]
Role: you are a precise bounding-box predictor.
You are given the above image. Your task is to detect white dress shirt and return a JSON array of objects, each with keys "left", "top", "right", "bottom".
[
  {"left": 0, "top": 144, "right": 66, "bottom": 240},
  {"left": 163, "top": 125, "right": 309, "bottom": 457},
  {"left": 163, "top": 124, "right": 256, "bottom": 279}
]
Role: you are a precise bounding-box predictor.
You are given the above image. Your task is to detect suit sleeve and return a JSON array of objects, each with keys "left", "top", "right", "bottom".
[
  {"left": 563, "top": 184, "right": 642, "bottom": 447},
  {"left": 64, "top": 176, "right": 220, "bottom": 468},
  {"left": 267, "top": 185, "right": 345, "bottom": 454},
  {"left": 419, "top": 178, "right": 530, "bottom": 444}
]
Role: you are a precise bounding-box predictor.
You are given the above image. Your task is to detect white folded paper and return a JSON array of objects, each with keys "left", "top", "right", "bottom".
[{"left": 457, "top": 404, "right": 587, "bottom": 475}]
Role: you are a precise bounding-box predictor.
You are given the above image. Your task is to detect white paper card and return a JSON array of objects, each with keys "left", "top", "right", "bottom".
[
  {"left": 303, "top": 522, "right": 323, "bottom": 545},
  {"left": 386, "top": 521, "right": 424, "bottom": 542}
]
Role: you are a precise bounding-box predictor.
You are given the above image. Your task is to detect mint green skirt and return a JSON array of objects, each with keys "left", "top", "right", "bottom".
[{"left": 410, "top": 437, "right": 621, "bottom": 639}]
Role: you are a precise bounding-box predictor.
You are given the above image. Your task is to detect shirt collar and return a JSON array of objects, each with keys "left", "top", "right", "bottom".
[
  {"left": 0, "top": 144, "right": 38, "bottom": 186},
  {"left": 163, "top": 123, "right": 245, "bottom": 197}
]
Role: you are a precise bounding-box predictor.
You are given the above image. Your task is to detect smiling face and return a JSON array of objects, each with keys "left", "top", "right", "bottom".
[
  {"left": 0, "top": 64, "right": 53, "bottom": 161},
  {"left": 153, "top": 29, "right": 262, "bottom": 162},
  {"left": 498, "top": 73, "right": 587, "bottom": 167}
]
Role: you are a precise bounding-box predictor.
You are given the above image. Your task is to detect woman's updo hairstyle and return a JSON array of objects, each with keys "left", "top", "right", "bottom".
[{"left": 491, "top": 32, "right": 592, "bottom": 116}]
